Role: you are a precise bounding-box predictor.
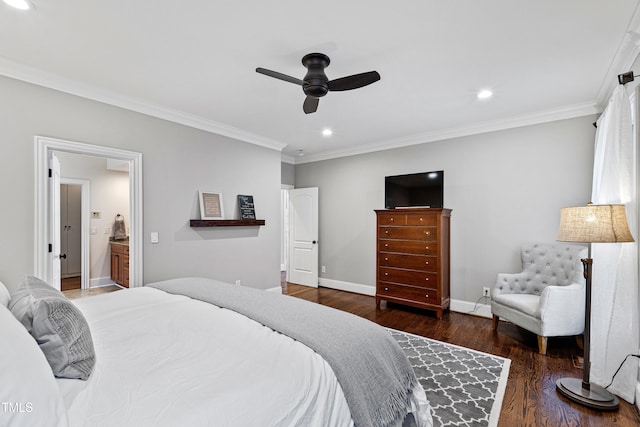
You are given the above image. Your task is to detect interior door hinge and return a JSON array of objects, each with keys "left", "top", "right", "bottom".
[
  {"left": 48, "top": 168, "right": 52, "bottom": 178},
  {"left": 48, "top": 243, "right": 52, "bottom": 253}
]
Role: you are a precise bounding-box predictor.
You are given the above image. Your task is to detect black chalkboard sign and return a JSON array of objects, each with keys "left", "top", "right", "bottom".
[{"left": 237, "top": 195, "right": 256, "bottom": 220}]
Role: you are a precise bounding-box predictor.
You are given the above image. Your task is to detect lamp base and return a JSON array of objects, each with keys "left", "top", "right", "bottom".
[{"left": 556, "top": 378, "right": 619, "bottom": 411}]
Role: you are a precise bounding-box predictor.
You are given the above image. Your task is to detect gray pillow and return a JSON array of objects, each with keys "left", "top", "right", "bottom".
[{"left": 9, "top": 276, "right": 95, "bottom": 380}]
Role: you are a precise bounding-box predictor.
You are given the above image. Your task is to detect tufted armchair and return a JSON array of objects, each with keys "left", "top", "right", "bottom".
[{"left": 491, "top": 243, "right": 588, "bottom": 354}]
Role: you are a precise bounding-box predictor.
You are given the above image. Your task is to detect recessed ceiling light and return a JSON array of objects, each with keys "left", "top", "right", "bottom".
[
  {"left": 3, "top": 0, "right": 34, "bottom": 10},
  {"left": 322, "top": 128, "right": 333, "bottom": 137},
  {"left": 477, "top": 89, "right": 493, "bottom": 100},
  {"left": 297, "top": 150, "right": 305, "bottom": 156}
]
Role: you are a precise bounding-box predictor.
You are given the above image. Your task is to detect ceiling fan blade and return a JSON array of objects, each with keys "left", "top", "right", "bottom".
[
  {"left": 256, "top": 67, "right": 304, "bottom": 86},
  {"left": 327, "top": 71, "right": 380, "bottom": 91},
  {"left": 303, "top": 96, "right": 319, "bottom": 114}
]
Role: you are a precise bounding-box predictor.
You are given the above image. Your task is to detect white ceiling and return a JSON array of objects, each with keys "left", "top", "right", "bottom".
[{"left": 2, "top": 1, "right": 639, "bottom": 163}]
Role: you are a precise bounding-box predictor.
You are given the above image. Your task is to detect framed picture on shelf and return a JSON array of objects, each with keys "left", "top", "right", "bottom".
[
  {"left": 199, "top": 191, "right": 224, "bottom": 219},
  {"left": 237, "top": 195, "right": 256, "bottom": 220}
]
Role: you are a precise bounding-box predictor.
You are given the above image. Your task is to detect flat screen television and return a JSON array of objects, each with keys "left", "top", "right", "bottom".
[{"left": 385, "top": 171, "right": 444, "bottom": 209}]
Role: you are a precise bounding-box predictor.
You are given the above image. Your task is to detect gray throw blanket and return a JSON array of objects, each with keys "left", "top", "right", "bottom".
[{"left": 147, "top": 277, "right": 419, "bottom": 427}]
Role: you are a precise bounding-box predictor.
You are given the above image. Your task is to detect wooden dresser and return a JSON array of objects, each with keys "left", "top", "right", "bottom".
[
  {"left": 110, "top": 241, "right": 129, "bottom": 288},
  {"left": 375, "top": 208, "right": 451, "bottom": 318}
]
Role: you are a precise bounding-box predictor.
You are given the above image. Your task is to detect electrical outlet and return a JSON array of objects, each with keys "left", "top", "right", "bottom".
[
  {"left": 235, "top": 280, "right": 241, "bottom": 286},
  {"left": 321, "top": 265, "right": 326, "bottom": 273},
  {"left": 483, "top": 287, "right": 490, "bottom": 297}
]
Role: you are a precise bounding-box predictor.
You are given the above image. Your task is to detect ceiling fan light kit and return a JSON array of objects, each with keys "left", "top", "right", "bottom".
[{"left": 256, "top": 53, "right": 380, "bottom": 114}]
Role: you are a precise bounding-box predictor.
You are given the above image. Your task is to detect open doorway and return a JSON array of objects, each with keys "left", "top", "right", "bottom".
[
  {"left": 55, "top": 152, "right": 130, "bottom": 291},
  {"left": 35, "top": 136, "right": 143, "bottom": 290}
]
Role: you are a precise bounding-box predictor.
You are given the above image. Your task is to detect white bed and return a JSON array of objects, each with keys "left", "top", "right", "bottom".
[{"left": 1, "top": 277, "right": 431, "bottom": 427}]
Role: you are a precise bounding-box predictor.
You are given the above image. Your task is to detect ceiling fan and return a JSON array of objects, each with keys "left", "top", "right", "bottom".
[{"left": 256, "top": 53, "right": 381, "bottom": 114}]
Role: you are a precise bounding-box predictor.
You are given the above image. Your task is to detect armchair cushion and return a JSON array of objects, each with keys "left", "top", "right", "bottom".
[{"left": 493, "top": 293, "right": 539, "bottom": 317}]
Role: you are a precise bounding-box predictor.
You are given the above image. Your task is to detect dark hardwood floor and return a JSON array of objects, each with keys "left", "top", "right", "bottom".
[{"left": 285, "top": 283, "right": 640, "bottom": 427}]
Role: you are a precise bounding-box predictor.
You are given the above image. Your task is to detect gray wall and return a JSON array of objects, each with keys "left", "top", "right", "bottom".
[
  {"left": 295, "top": 115, "right": 596, "bottom": 302},
  {"left": 281, "top": 162, "right": 295, "bottom": 186},
  {"left": 0, "top": 76, "right": 282, "bottom": 292}
]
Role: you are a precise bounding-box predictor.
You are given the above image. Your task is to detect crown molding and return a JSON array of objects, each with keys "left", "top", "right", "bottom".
[
  {"left": 0, "top": 56, "right": 608, "bottom": 166},
  {"left": 0, "top": 56, "right": 286, "bottom": 152},
  {"left": 280, "top": 154, "right": 296, "bottom": 164},
  {"left": 293, "top": 101, "right": 601, "bottom": 164}
]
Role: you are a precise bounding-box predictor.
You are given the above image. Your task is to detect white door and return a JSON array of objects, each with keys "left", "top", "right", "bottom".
[
  {"left": 49, "top": 152, "right": 62, "bottom": 290},
  {"left": 288, "top": 187, "right": 319, "bottom": 287}
]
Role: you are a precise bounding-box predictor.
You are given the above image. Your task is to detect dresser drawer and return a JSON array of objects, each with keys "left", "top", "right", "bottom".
[
  {"left": 406, "top": 214, "right": 437, "bottom": 226},
  {"left": 377, "top": 213, "right": 407, "bottom": 226},
  {"left": 378, "top": 282, "right": 438, "bottom": 305},
  {"left": 378, "top": 240, "right": 438, "bottom": 255},
  {"left": 378, "top": 267, "right": 437, "bottom": 288},
  {"left": 378, "top": 226, "right": 437, "bottom": 241},
  {"left": 378, "top": 253, "right": 438, "bottom": 272}
]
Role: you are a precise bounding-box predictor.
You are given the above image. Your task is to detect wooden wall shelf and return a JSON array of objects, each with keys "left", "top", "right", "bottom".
[{"left": 190, "top": 219, "right": 265, "bottom": 227}]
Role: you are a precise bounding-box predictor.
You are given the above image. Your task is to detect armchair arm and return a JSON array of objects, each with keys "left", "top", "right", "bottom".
[
  {"left": 492, "top": 272, "right": 531, "bottom": 297},
  {"left": 536, "top": 283, "right": 585, "bottom": 336}
]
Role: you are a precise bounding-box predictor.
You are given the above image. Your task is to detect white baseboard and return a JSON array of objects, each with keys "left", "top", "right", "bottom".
[
  {"left": 90, "top": 276, "right": 116, "bottom": 288},
  {"left": 319, "top": 278, "right": 376, "bottom": 296},
  {"left": 636, "top": 383, "right": 640, "bottom": 413},
  {"left": 265, "top": 286, "right": 282, "bottom": 294},
  {"left": 318, "top": 278, "right": 492, "bottom": 318},
  {"left": 450, "top": 298, "right": 493, "bottom": 318}
]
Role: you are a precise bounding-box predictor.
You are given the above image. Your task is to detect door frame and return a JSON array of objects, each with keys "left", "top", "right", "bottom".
[
  {"left": 35, "top": 136, "right": 143, "bottom": 288},
  {"left": 280, "top": 184, "right": 293, "bottom": 272},
  {"left": 60, "top": 179, "right": 90, "bottom": 290}
]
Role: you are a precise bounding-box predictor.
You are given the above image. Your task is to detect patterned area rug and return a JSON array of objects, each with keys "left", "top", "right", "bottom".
[{"left": 390, "top": 329, "right": 511, "bottom": 427}]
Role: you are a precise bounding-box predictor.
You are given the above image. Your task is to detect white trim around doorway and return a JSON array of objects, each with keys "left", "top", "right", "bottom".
[{"left": 35, "top": 136, "right": 143, "bottom": 287}]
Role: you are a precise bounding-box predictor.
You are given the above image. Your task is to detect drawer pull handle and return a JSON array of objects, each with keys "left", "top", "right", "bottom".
[
  {"left": 390, "top": 218, "right": 394, "bottom": 221},
  {"left": 385, "top": 244, "right": 389, "bottom": 247},
  {"left": 385, "top": 230, "right": 389, "bottom": 234},
  {"left": 425, "top": 278, "right": 429, "bottom": 281},
  {"left": 425, "top": 246, "right": 429, "bottom": 250},
  {"left": 385, "top": 272, "right": 389, "bottom": 276},
  {"left": 425, "top": 261, "right": 429, "bottom": 265},
  {"left": 419, "top": 218, "right": 423, "bottom": 221},
  {"left": 425, "top": 231, "right": 430, "bottom": 235},
  {"left": 384, "top": 287, "right": 389, "bottom": 291},
  {"left": 425, "top": 294, "right": 429, "bottom": 298},
  {"left": 384, "top": 257, "right": 389, "bottom": 261}
]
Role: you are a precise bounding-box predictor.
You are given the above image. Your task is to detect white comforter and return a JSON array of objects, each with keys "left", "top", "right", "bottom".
[{"left": 58, "top": 287, "right": 354, "bottom": 427}]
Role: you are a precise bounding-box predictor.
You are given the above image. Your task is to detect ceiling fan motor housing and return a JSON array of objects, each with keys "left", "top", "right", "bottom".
[{"left": 302, "top": 53, "right": 330, "bottom": 98}]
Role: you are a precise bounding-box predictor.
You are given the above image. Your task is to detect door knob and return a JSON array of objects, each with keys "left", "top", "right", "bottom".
[
  {"left": 312, "top": 240, "right": 317, "bottom": 244},
  {"left": 59, "top": 254, "right": 67, "bottom": 259}
]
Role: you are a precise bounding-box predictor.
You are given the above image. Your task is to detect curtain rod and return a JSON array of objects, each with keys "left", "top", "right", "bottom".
[
  {"left": 618, "top": 71, "right": 638, "bottom": 85},
  {"left": 594, "top": 71, "right": 638, "bottom": 127}
]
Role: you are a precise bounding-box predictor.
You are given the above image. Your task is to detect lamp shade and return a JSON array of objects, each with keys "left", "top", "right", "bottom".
[{"left": 558, "top": 203, "right": 634, "bottom": 243}]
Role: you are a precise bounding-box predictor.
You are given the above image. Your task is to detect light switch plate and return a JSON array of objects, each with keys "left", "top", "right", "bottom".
[{"left": 150, "top": 232, "right": 159, "bottom": 244}]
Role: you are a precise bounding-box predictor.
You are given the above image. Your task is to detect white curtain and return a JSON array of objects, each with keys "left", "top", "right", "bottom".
[{"left": 590, "top": 84, "right": 639, "bottom": 403}]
